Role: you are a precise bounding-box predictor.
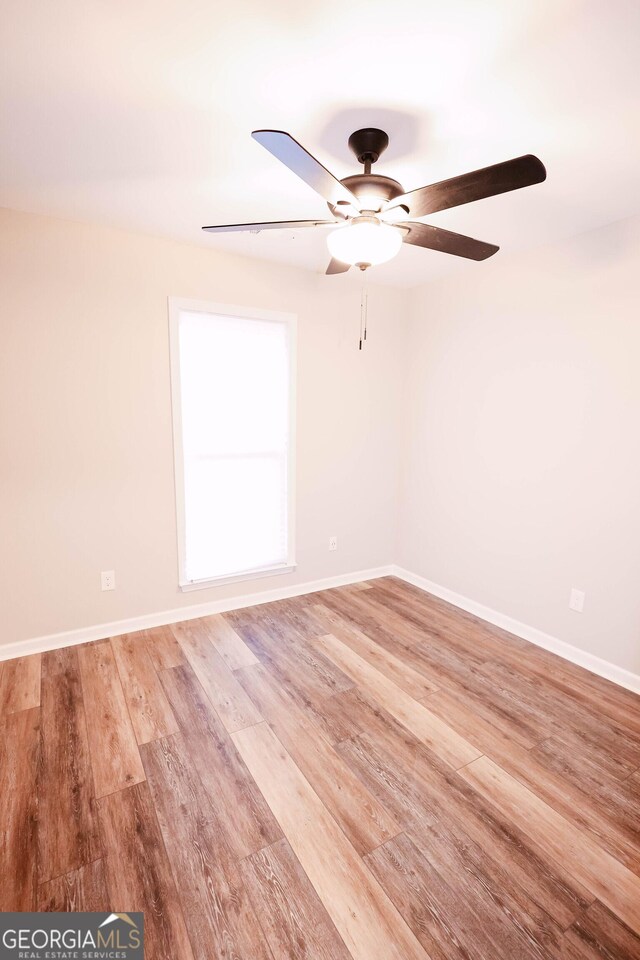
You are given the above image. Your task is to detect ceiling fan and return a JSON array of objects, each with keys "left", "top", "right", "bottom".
[{"left": 202, "top": 128, "right": 546, "bottom": 274}]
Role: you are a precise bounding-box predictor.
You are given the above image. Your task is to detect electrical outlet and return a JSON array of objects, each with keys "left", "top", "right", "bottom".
[
  {"left": 329, "top": 536, "right": 338, "bottom": 552},
  {"left": 101, "top": 570, "right": 116, "bottom": 592},
  {"left": 569, "top": 587, "right": 585, "bottom": 613}
]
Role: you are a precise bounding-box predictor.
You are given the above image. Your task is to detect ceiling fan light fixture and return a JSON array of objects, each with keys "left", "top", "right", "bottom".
[{"left": 326, "top": 217, "right": 402, "bottom": 267}]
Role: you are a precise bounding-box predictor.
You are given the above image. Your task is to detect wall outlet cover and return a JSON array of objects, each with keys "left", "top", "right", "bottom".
[
  {"left": 101, "top": 570, "right": 116, "bottom": 591},
  {"left": 569, "top": 587, "right": 585, "bottom": 613}
]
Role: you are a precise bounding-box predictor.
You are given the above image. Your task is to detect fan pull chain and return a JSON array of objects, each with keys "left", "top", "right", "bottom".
[
  {"left": 359, "top": 266, "right": 369, "bottom": 350},
  {"left": 363, "top": 269, "right": 368, "bottom": 342}
]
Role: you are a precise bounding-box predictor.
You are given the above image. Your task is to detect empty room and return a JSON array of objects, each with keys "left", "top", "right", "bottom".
[{"left": 1, "top": 1, "right": 639, "bottom": 958}]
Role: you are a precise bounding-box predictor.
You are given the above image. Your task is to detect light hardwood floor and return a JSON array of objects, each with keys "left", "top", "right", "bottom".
[{"left": 1, "top": 577, "right": 640, "bottom": 959}]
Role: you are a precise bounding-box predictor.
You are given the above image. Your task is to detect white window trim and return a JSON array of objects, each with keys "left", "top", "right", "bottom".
[{"left": 168, "top": 296, "right": 297, "bottom": 591}]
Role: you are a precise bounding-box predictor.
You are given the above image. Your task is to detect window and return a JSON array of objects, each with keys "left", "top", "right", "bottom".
[{"left": 169, "top": 298, "right": 296, "bottom": 589}]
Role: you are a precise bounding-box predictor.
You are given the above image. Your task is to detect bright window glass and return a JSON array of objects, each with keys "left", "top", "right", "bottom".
[{"left": 170, "top": 301, "right": 295, "bottom": 586}]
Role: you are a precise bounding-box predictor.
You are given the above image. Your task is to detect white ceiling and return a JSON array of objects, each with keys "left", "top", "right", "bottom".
[{"left": 1, "top": 0, "right": 639, "bottom": 287}]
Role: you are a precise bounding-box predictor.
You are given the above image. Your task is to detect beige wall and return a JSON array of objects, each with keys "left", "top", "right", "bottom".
[
  {"left": 3, "top": 205, "right": 639, "bottom": 678},
  {"left": 0, "top": 207, "right": 406, "bottom": 645},
  {"left": 399, "top": 214, "right": 640, "bottom": 674}
]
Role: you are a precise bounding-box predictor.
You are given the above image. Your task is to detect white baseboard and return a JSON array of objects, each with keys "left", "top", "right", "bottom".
[
  {"left": 392, "top": 565, "right": 640, "bottom": 695},
  {"left": 5, "top": 562, "right": 639, "bottom": 696},
  {"left": 0, "top": 565, "right": 394, "bottom": 662}
]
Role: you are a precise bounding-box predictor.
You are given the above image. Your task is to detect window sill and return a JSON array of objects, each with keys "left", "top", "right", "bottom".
[{"left": 179, "top": 562, "right": 297, "bottom": 593}]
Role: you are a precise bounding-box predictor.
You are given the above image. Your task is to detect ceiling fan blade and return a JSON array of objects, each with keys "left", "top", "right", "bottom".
[
  {"left": 252, "top": 130, "right": 359, "bottom": 209},
  {"left": 400, "top": 222, "right": 499, "bottom": 260},
  {"left": 202, "top": 219, "right": 336, "bottom": 234},
  {"left": 326, "top": 258, "right": 351, "bottom": 275},
  {"left": 389, "top": 155, "right": 546, "bottom": 219}
]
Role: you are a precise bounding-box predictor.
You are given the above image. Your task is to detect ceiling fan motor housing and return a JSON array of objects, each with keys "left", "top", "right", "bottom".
[
  {"left": 329, "top": 174, "right": 404, "bottom": 217},
  {"left": 343, "top": 174, "right": 404, "bottom": 203},
  {"left": 325, "top": 129, "right": 403, "bottom": 215}
]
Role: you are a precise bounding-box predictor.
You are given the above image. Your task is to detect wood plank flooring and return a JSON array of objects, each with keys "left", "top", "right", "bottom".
[{"left": 1, "top": 576, "right": 640, "bottom": 959}]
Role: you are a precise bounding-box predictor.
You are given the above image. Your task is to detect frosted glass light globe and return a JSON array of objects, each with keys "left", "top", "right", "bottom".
[{"left": 327, "top": 217, "right": 402, "bottom": 267}]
